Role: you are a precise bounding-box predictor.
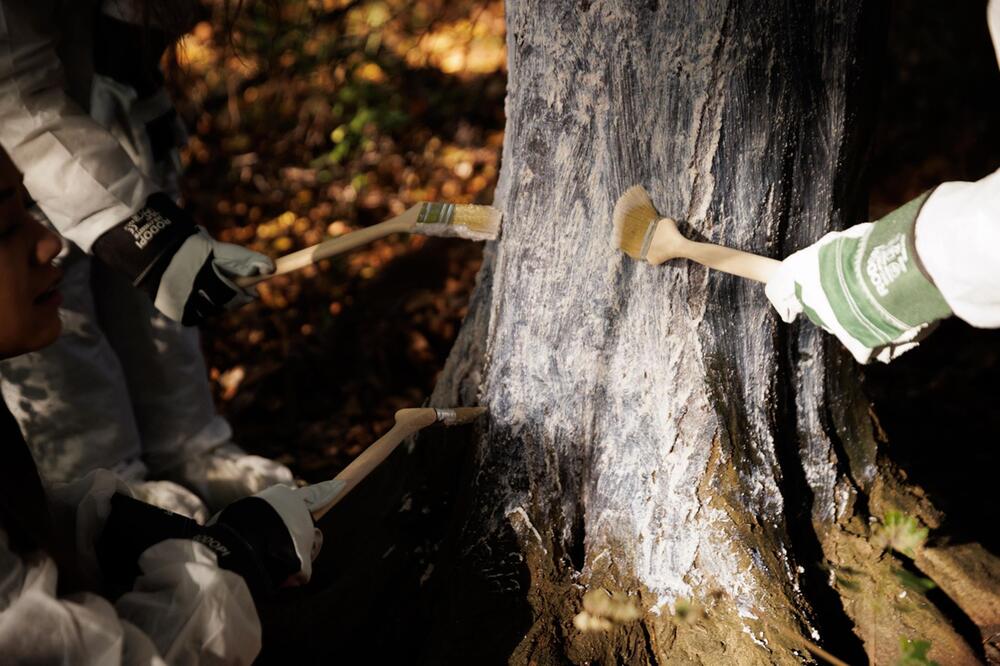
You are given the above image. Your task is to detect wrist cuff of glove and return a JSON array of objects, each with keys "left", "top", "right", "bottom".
[
  {"left": 92, "top": 193, "right": 197, "bottom": 297},
  {"left": 97, "top": 493, "right": 302, "bottom": 603},
  {"left": 196, "top": 521, "right": 275, "bottom": 601},
  {"left": 97, "top": 493, "right": 200, "bottom": 598},
  {"left": 202, "top": 496, "right": 304, "bottom": 602},
  {"left": 814, "top": 191, "right": 953, "bottom": 349}
]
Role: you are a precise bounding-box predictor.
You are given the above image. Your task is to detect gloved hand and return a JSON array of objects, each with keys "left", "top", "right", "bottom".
[
  {"left": 765, "top": 192, "right": 953, "bottom": 364},
  {"left": 92, "top": 193, "right": 273, "bottom": 325},
  {"left": 295, "top": 478, "right": 346, "bottom": 513},
  {"left": 98, "top": 485, "right": 320, "bottom": 602},
  {"left": 202, "top": 484, "right": 320, "bottom": 594}
]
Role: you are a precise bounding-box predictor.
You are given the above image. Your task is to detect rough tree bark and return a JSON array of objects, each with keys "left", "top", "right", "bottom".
[{"left": 414, "top": 1, "right": 999, "bottom": 664}]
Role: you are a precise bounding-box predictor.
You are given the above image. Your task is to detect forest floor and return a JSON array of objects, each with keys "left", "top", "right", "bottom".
[
  {"left": 173, "top": 0, "right": 505, "bottom": 484},
  {"left": 174, "top": 0, "right": 999, "bottom": 660}
]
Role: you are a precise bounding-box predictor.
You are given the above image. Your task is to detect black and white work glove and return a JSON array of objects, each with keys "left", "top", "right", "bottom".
[
  {"left": 98, "top": 485, "right": 321, "bottom": 602},
  {"left": 92, "top": 193, "right": 273, "bottom": 325}
]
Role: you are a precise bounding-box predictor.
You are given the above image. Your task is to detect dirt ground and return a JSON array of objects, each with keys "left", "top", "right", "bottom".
[{"left": 176, "top": 1, "right": 999, "bottom": 662}]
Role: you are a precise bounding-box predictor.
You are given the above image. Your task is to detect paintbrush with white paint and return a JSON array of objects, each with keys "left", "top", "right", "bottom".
[
  {"left": 299, "top": 406, "right": 487, "bottom": 522},
  {"left": 612, "top": 185, "right": 779, "bottom": 283},
  {"left": 236, "top": 202, "right": 501, "bottom": 288}
]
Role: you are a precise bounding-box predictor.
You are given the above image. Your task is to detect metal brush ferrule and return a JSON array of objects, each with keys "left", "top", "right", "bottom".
[
  {"left": 434, "top": 408, "right": 458, "bottom": 425},
  {"left": 416, "top": 202, "right": 455, "bottom": 226},
  {"left": 639, "top": 218, "right": 660, "bottom": 262}
]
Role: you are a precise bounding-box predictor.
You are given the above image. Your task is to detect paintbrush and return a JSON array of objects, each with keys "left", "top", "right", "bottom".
[
  {"left": 236, "top": 202, "right": 501, "bottom": 288},
  {"left": 300, "top": 406, "right": 487, "bottom": 522},
  {"left": 612, "top": 185, "right": 779, "bottom": 283}
]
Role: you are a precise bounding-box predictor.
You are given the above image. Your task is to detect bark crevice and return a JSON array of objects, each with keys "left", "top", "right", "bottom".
[{"left": 773, "top": 336, "right": 870, "bottom": 663}]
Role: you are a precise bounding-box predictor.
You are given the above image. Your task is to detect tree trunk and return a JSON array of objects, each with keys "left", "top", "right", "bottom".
[{"left": 418, "top": 1, "right": 996, "bottom": 664}]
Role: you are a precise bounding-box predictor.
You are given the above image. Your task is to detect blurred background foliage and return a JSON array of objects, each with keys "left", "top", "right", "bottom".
[{"left": 169, "top": 0, "right": 505, "bottom": 481}]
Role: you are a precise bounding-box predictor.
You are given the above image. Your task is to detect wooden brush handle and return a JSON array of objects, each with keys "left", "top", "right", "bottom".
[
  {"left": 679, "top": 239, "right": 780, "bottom": 284},
  {"left": 310, "top": 408, "right": 438, "bottom": 522},
  {"left": 235, "top": 212, "right": 417, "bottom": 288}
]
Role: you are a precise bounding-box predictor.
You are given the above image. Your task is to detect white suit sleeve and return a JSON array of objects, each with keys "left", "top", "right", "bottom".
[
  {"left": 0, "top": 2, "right": 160, "bottom": 251},
  {"left": 0, "top": 540, "right": 165, "bottom": 665},
  {"left": 914, "top": 169, "right": 1000, "bottom": 329},
  {"left": 910, "top": 2, "right": 1000, "bottom": 328},
  {"left": 0, "top": 471, "right": 262, "bottom": 665},
  {"left": 115, "top": 539, "right": 262, "bottom": 666}
]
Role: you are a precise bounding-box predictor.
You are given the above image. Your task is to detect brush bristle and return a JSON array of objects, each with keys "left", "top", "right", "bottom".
[
  {"left": 415, "top": 203, "right": 501, "bottom": 241},
  {"left": 612, "top": 185, "right": 660, "bottom": 259}
]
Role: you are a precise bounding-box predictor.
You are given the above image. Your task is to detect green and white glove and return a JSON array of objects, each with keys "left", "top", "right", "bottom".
[
  {"left": 92, "top": 193, "right": 273, "bottom": 325},
  {"left": 765, "top": 192, "right": 953, "bottom": 364}
]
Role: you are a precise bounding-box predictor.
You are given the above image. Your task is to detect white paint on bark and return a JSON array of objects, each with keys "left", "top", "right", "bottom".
[{"left": 429, "top": 0, "right": 875, "bottom": 658}]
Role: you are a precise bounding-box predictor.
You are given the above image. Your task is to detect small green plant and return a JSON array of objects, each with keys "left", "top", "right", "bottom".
[
  {"left": 891, "top": 567, "right": 937, "bottom": 593},
  {"left": 875, "top": 511, "right": 929, "bottom": 558},
  {"left": 673, "top": 597, "right": 707, "bottom": 625},
  {"left": 896, "top": 637, "right": 939, "bottom": 666}
]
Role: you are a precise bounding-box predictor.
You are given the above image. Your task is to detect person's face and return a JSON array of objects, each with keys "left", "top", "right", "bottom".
[{"left": 0, "top": 150, "right": 64, "bottom": 359}]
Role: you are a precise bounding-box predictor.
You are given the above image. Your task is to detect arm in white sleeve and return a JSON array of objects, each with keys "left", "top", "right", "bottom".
[
  {"left": 0, "top": 471, "right": 262, "bottom": 665},
  {"left": 0, "top": 2, "right": 159, "bottom": 251},
  {"left": 0, "top": 535, "right": 261, "bottom": 666},
  {"left": 116, "top": 539, "right": 262, "bottom": 666},
  {"left": 914, "top": 167, "right": 1000, "bottom": 327},
  {"left": 0, "top": 537, "right": 165, "bottom": 665},
  {"left": 765, "top": 7, "right": 1000, "bottom": 363},
  {"left": 0, "top": 4, "right": 272, "bottom": 326},
  {"left": 891, "top": 3, "right": 999, "bottom": 329}
]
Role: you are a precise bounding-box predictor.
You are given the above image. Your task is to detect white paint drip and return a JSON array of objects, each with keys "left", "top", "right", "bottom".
[{"left": 507, "top": 506, "right": 547, "bottom": 556}]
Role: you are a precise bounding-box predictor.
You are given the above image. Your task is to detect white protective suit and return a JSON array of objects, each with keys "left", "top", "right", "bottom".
[
  {"left": 0, "top": 1, "right": 287, "bottom": 507},
  {"left": 0, "top": 469, "right": 261, "bottom": 665}
]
